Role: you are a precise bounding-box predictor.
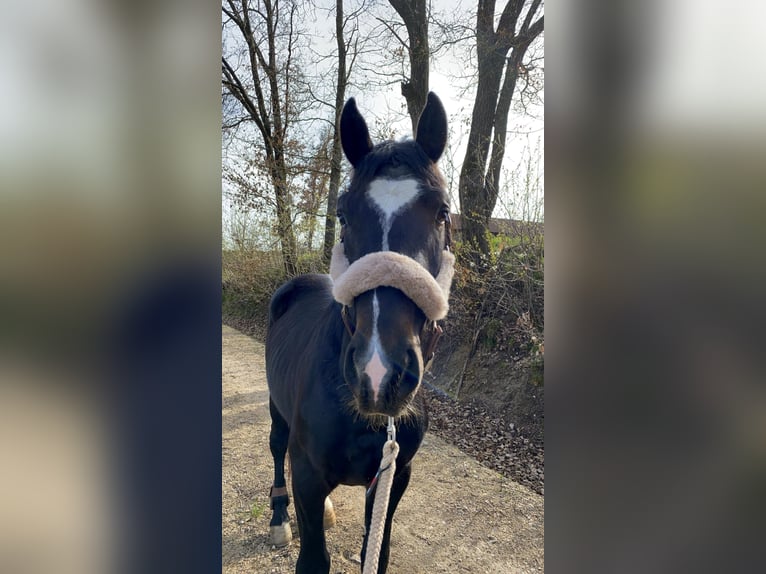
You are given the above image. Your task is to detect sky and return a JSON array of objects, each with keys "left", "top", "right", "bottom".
[{"left": 222, "top": 0, "right": 545, "bottom": 248}]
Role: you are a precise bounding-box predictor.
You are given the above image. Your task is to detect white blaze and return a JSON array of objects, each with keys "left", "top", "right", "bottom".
[
  {"left": 363, "top": 293, "right": 387, "bottom": 403},
  {"left": 367, "top": 178, "right": 420, "bottom": 250}
]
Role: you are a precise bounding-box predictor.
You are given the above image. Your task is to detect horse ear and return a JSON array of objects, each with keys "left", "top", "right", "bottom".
[
  {"left": 416, "top": 92, "right": 448, "bottom": 162},
  {"left": 340, "top": 97, "right": 373, "bottom": 168}
]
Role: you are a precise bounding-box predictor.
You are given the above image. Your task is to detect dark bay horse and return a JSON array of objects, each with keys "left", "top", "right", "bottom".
[{"left": 265, "top": 92, "right": 453, "bottom": 574}]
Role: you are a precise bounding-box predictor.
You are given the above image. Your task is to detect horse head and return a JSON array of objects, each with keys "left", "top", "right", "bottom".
[{"left": 330, "top": 92, "right": 454, "bottom": 419}]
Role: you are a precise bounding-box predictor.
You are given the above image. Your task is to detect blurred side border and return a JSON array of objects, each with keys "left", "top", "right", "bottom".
[
  {"left": 547, "top": 0, "right": 766, "bottom": 572},
  {"left": 0, "top": 1, "right": 222, "bottom": 573}
]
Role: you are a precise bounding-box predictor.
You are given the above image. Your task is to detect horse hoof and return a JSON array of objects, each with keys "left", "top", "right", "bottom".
[
  {"left": 324, "top": 497, "right": 336, "bottom": 530},
  {"left": 269, "top": 522, "right": 292, "bottom": 547}
]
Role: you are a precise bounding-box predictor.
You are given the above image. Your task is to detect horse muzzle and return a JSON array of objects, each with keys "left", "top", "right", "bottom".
[{"left": 344, "top": 336, "right": 423, "bottom": 417}]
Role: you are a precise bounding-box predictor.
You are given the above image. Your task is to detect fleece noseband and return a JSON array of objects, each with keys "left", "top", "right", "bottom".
[{"left": 329, "top": 242, "right": 455, "bottom": 321}]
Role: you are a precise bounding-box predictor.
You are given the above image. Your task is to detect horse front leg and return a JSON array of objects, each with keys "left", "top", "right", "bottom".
[
  {"left": 268, "top": 398, "right": 292, "bottom": 546},
  {"left": 361, "top": 462, "right": 412, "bottom": 574},
  {"left": 291, "top": 451, "right": 332, "bottom": 574}
]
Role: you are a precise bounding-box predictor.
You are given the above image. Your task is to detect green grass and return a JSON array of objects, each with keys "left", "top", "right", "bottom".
[{"left": 250, "top": 500, "right": 268, "bottom": 520}]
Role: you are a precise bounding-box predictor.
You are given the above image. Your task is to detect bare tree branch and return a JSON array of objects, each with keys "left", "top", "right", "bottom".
[{"left": 374, "top": 17, "right": 409, "bottom": 50}]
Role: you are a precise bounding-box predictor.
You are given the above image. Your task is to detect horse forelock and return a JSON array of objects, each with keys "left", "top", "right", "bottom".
[{"left": 347, "top": 139, "right": 446, "bottom": 196}]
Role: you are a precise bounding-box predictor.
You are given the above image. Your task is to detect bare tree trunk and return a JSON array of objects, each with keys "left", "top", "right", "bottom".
[
  {"left": 222, "top": 0, "right": 299, "bottom": 276},
  {"left": 389, "top": 0, "right": 429, "bottom": 133},
  {"left": 322, "top": 0, "right": 349, "bottom": 265},
  {"left": 458, "top": 44, "right": 507, "bottom": 259},
  {"left": 270, "top": 152, "right": 298, "bottom": 275},
  {"left": 306, "top": 130, "right": 332, "bottom": 251},
  {"left": 458, "top": 0, "right": 544, "bottom": 264}
]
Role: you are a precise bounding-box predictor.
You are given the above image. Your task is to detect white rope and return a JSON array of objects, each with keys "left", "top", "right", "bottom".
[{"left": 363, "top": 417, "right": 399, "bottom": 574}]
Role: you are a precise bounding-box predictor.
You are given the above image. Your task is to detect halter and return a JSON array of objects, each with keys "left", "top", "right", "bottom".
[{"left": 335, "top": 215, "right": 452, "bottom": 371}]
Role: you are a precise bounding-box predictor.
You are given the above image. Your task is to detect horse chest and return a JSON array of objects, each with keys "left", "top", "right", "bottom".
[{"left": 315, "top": 425, "right": 386, "bottom": 486}]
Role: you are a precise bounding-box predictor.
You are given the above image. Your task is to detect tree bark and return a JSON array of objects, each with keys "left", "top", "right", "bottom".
[
  {"left": 389, "top": 0, "right": 429, "bottom": 134},
  {"left": 458, "top": 0, "right": 543, "bottom": 264},
  {"left": 322, "top": 0, "right": 349, "bottom": 265}
]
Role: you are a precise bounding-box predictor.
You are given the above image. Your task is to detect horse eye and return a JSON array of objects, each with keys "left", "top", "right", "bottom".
[
  {"left": 436, "top": 208, "right": 450, "bottom": 224},
  {"left": 337, "top": 212, "right": 347, "bottom": 226}
]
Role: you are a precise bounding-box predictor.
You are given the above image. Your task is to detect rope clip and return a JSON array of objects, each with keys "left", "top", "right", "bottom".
[{"left": 387, "top": 415, "right": 396, "bottom": 444}]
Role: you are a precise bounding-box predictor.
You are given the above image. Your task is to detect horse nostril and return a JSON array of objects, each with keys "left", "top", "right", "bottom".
[
  {"left": 405, "top": 348, "right": 419, "bottom": 376},
  {"left": 391, "top": 367, "right": 403, "bottom": 386},
  {"left": 393, "top": 347, "right": 421, "bottom": 395},
  {"left": 387, "top": 357, "right": 407, "bottom": 390}
]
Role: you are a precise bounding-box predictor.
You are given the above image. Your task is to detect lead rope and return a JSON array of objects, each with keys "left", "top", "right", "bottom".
[{"left": 363, "top": 416, "right": 399, "bottom": 574}]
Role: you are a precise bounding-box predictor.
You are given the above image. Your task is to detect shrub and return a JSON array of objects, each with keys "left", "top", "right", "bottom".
[
  {"left": 222, "top": 248, "right": 293, "bottom": 337},
  {"left": 449, "top": 229, "right": 544, "bottom": 369}
]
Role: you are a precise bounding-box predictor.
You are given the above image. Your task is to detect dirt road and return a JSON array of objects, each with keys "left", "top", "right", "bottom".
[{"left": 222, "top": 325, "right": 544, "bottom": 573}]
